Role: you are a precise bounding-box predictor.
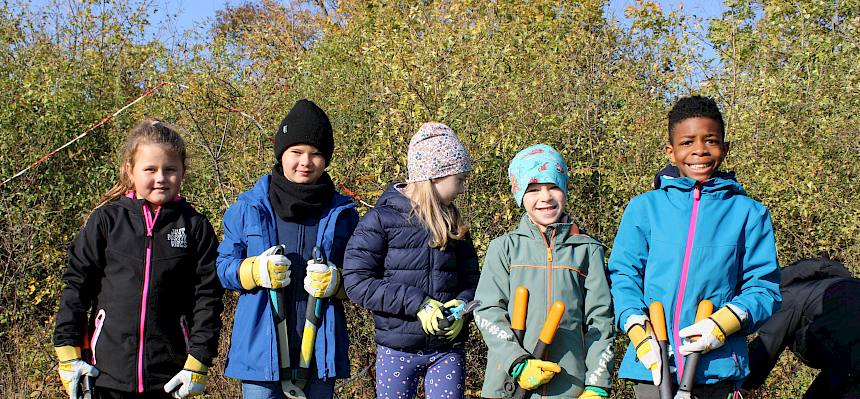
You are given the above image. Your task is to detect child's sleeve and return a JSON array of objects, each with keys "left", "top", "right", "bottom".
[
  {"left": 329, "top": 208, "right": 360, "bottom": 268},
  {"left": 53, "top": 210, "right": 106, "bottom": 348},
  {"left": 342, "top": 209, "right": 426, "bottom": 316},
  {"left": 473, "top": 237, "right": 532, "bottom": 374},
  {"left": 607, "top": 198, "right": 650, "bottom": 331},
  {"left": 187, "top": 217, "right": 225, "bottom": 367},
  {"left": 727, "top": 207, "right": 781, "bottom": 333},
  {"left": 582, "top": 244, "right": 615, "bottom": 388},
  {"left": 454, "top": 233, "right": 480, "bottom": 302},
  {"left": 216, "top": 202, "right": 249, "bottom": 291},
  {"left": 743, "top": 300, "right": 798, "bottom": 389}
]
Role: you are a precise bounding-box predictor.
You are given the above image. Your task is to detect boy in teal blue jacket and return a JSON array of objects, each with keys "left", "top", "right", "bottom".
[{"left": 608, "top": 96, "right": 781, "bottom": 399}]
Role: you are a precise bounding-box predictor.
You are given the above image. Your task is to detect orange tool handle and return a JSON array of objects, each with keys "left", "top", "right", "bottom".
[
  {"left": 695, "top": 299, "right": 714, "bottom": 322},
  {"left": 539, "top": 301, "right": 565, "bottom": 345},
  {"left": 649, "top": 302, "right": 668, "bottom": 341},
  {"left": 512, "top": 286, "right": 529, "bottom": 331}
]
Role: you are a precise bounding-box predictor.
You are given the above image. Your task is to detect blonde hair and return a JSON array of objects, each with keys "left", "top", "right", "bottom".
[
  {"left": 405, "top": 180, "right": 469, "bottom": 250},
  {"left": 94, "top": 118, "right": 187, "bottom": 209}
]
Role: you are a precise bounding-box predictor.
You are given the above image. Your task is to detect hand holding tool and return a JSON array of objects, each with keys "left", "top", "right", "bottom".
[
  {"left": 649, "top": 302, "right": 673, "bottom": 399},
  {"left": 674, "top": 300, "right": 714, "bottom": 399},
  {"left": 512, "top": 301, "right": 566, "bottom": 399}
]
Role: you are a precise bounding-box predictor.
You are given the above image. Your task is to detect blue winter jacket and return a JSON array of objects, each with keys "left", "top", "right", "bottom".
[
  {"left": 342, "top": 184, "right": 480, "bottom": 352},
  {"left": 608, "top": 176, "right": 781, "bottom": 385},
  {"left": 216, "top": 175, "right": 358, "bottom": 381}
]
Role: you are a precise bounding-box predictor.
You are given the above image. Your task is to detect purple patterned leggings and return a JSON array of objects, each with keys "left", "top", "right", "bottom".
[{"left": 375, "top": 344, "right": 466, "bottom": 399}]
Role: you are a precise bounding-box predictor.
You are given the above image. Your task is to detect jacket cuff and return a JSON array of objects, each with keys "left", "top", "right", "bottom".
[
  {"left": 711, "top": 305, "right": 744, "bottom": 338},
  {"left": 184, "top": 354, "right": 209, "bottom": 374},
  {"left": 55, "top": 346, "right": 81, "bottom": 362},
  {"left": 507, "top": 353, "right": 533, "bottom": 376},
  {"left": 334, "top": 274, "right": 348, "bottom": 300},
  {"left": 238, "top": 257, "right": 258, "bottom": 290}
]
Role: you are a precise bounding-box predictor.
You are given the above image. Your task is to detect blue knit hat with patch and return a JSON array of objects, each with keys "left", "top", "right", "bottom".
[{"left": 507, "top": 144, "right": 569, "bottom": 207}]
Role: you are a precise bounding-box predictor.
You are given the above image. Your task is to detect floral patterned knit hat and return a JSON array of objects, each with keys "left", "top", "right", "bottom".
[
  {"left": 507, "top": 144, "right": 569, "bottom": 207},
  {"left": 406, "top": 122, "right": 472, "bottom": 183}
]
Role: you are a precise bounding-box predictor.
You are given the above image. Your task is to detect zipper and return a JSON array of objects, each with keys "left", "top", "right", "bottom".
[
  {"left": 540, "top": 227, "right": 556, "bottom": 398},
  {"left": 90, "top": 309, "right": 106, "bottom": 364},
  {"left": 137, "top": 204, "right": 160, "bottom": 393},
  {"left": 672, "top": 183, "right": 701, "bottom": 382},
  {"left": 539, "top": 228, "right": 555, "bottom": 314}
]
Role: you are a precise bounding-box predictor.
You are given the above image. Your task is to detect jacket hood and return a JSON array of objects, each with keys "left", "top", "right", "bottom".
[
  {"left": 511, "top": 213, "right": 603, "bottom": 247},
  {"left": 653, "top": 164, "right": 738, "bottom": 190},
  {"left": 658, "top": 173, "right": 746, "bottom": 197},
  {"left": 113, "top": 194, "right": 191, "bottom": 215},
  {"left": 374, "top": 183, "right": 414, "bottom": 214},
  {"left": 781, "top": 258, "right": 852, "bottom": 287},
  {"left": 238, "top": 174, "right": 272, "bottom": 205}
]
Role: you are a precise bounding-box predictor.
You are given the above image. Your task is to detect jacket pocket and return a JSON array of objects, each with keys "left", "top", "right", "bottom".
[
  {"left": 90, "top": 309, "right": 106, "bottom": 364},
  {"left": 180, "top": 315, "right": 191, "bottom": 352}
]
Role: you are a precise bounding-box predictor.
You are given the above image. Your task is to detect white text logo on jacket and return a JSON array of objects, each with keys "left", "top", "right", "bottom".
[{"left": 168, "top": 228, "right": 187, "bottom": 248}]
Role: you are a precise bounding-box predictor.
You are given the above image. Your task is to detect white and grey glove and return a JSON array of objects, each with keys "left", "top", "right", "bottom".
[
  {"left": 56, "top": 346, "right": 100, "bottom": 399},
  {"left": 239, "top": 245, "right": 292, "bottom": 289},
  {"left": 164, "top": 355, "right": 209, "bottom": 398},
  {"left": 304, "top": 259, "right": 340, "bottom": 298}
]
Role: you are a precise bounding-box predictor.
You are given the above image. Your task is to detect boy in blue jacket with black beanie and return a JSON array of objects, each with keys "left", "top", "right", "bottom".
[
  {"left": 608, "top": 95, "right": 781, "bottom": 399},
  {"left": 217, "top": 99, "right": 359, "bottom": 399}
]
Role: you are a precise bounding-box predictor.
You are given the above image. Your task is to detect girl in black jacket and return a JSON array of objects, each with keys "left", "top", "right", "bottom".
[
  {"left": 53, "top": 119, "right": 223, "bottom": 399},
  {"left": 343, "top": 122, "right": 479, "bottom": 399}
]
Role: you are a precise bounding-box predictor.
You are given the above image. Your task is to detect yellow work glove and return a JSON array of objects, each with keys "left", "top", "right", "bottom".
[
  {"left": 303, "top": 259, "right": 341, "bottom": 298},
  {"left": 578, "top": 386, "right": 610, "bottom": 398},
  {"left": 416, "top": 297, "right": 445, "bottom": 335},
  {"left": 239, "top": 245, "right": 291, "bottom": 290},
  {"left": 163, "top": 355, "right": 209, "bottom": 398},
  {"left": 512, "top": 359, "right": 561, "bottom": 390},
  {"left": 56, "top": 346, "right": 99, "bottom": 399},
  {"left": 442, "top": 299, "right": 465, "bottom": 340},
  {"left": 624, "top": 314, "right": 662, "bottom": 386},
  {"left": 679, "top": 305, "right": 745, "bottom": 355}
]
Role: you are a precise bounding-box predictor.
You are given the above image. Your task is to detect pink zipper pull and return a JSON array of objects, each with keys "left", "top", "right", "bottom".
[{"left": 694, "top": 183, "right": 701, "bottom": 201}]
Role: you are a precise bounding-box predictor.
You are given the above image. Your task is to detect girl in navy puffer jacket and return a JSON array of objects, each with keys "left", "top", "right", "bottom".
[{"left": 343, "top": 122, "right": 479, "bottom": 399}]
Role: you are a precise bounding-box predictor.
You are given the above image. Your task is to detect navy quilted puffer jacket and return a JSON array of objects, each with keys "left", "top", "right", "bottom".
[{"left": 343, "top": 184, "right": 479, "bottom": 352}]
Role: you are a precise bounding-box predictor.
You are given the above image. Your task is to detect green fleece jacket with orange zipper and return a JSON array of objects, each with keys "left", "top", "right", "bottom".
[{"left": 474, "top": 214, "right": 615, "bottom": 398}]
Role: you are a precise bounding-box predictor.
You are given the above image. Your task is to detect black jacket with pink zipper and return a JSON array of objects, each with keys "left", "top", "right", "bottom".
[{"left": 53, "top": 196, "right": 223, "bottom": 393}]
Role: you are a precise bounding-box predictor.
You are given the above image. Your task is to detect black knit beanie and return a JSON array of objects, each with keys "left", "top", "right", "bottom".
[{"left": 274, "top": 99, "right": 334, "bottom": 165}]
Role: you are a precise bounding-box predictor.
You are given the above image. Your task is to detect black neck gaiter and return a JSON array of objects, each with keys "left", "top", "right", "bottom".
[{"left": 268, "top": 164, "right": 335, "bottom": 220}]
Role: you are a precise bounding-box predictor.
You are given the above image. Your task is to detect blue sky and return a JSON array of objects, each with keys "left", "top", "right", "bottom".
[
  {"left": 25, "top": 1, "right": 726, "bottom": 41},
  {"left": 25, "top": 0, "right": 725, "bottom": 83},
  {"left": 143, "top": 1, "right": 726, "bottom": 36}
]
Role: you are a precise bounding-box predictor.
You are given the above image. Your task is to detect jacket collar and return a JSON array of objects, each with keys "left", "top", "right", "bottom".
[
  {"left": 374, "top": 183, "right": 413, "bottom": 213},
  {"left": 511, "top": 213, "right": 602, "bottom": 246},
  {"left": 115, "top": 194, "right": 188, "bottom": 216},
  {"left": 240, "top": 174, "right": 354, "bottom": 213},
  {"left": 658, "top": 175, "right": 747, "bottom": 197}
]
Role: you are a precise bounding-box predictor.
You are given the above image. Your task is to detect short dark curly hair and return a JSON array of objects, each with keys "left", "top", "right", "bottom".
[{"left": 667, "top": 95, "right": 725, "bottom": 143}]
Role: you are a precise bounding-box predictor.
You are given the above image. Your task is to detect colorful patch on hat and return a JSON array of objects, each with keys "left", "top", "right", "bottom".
[{"left": 507, "top": 144, "right": 569, "bottom": 207}]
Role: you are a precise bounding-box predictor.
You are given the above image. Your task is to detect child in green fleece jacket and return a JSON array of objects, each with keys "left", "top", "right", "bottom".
[{"left": 474, "top": 144, "right": 614, "bottom": 399}]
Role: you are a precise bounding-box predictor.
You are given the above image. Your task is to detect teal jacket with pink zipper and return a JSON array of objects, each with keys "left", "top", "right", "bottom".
[{"left": 608, "top": 175, "right": 781, "bottom": 385}]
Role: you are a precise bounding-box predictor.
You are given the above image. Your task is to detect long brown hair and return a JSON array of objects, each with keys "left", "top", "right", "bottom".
[
  {"left": 405, "top": 180, "right": 468, "bottom": 250},
  {"left": 94, "top": 118, "right": 187, "bottom": 209}
]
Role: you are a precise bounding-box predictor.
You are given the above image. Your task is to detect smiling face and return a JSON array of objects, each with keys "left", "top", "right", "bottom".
[
  {"left": 127, "top": 143, "right": 184, "bottom": 208},
  {"left": 666, "top": 117, "right": 728, "bottom": 182},
  {"left": 432, "top": 172, "right": 468, "bottom": 206},
  {"left": 280, "top": 144, "right": 326, "bottom": 184},
  {"left": 522, "top": 183, "right": 566, "bottom": 232}
]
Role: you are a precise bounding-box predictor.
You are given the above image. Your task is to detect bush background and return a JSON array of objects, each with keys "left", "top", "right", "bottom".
[{"left": 0, "top": 0, "right": 857, "bottom": 397}]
